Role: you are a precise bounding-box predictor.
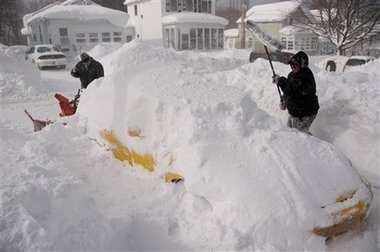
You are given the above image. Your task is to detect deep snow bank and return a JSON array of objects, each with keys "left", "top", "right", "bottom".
[
  {"left": 78, "top": 42, "right": 371, "bottom": 250},
  {"left": 0, "top": 45, "right": 42, "bottom": 99}
]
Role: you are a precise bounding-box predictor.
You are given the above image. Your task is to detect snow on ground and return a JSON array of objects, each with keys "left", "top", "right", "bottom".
[
  {"left": 0, "top": 41, "right": 379, "bottom": 251},
  {"left": 0, "top": 46, "right": 42, "bottom": 99}
]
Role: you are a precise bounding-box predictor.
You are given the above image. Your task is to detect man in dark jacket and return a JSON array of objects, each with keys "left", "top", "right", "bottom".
[
  {"left": 71, "top": 52, "right": 104, "bottom": 89},
  {"left": 273, "top": 51, "right": 319, "bottom": 134}
]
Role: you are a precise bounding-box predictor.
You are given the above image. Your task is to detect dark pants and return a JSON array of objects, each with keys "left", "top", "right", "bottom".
[{"left": 287, "top": 114, "right": 317, "bottom": 134}]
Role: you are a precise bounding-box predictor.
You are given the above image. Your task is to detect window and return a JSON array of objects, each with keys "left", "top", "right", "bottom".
[
  {"left": 113, "top": 32, "right": 122, "bottom": 42},
  {"left": 218, "top": 29, "right": 224, "bottom": 49},
  {"left": 164, "top": 29, "right": 170, "bottom": 47},
  {"left": 126, "top": 35, "right": 133, "bottom": 42},
  {"left": 200, "top": 0, "right": 211, "bottom": 13},
  {"left": 89, "top": 33, "right": 98, "bottom": 42},
  {"left": 166, "top": 0, "right": 171, "bottom": 12},
  {"left": 311, "top": 37, "right": 318, "bottom": 49},
  {"left": 204, "top": 28, "right": 210, "bottom": 49},
  {"left": 181, "top": 34, "right": 189, "bottom": 50},
  {"left": 211, "top": 28, "right": 217, "bottom": 49},
  {"left": 170, "top": 28, "right": 175, "bottom": 48},
  {"left": 59, "top": 28, "right": 69, "bottom": 44},
  {"left": 37, "top": 46, "right": 51, "bottom": 53},
  {"left": 76, "top": 33, "right": 86, "bottom": 43},
  {"left": 102, "top": 32, "right": 111, "bottom": 42},
  {"left": 190, "top": 28, "right": 196, "bottom": 49},
  {"left": 281, "top": 37, "right": 286, "bottom": 47},
  {"left": 177, "top": 29, "right": 181, "bottom": 49},
  {"left": 287, "top": 40, "right": 293, "bottom": 50},
  {"left": 39, "top": 25, "right": 43, "bottom": 42},
  {"left": 197, "top": 28, "right": 203, "bottom": 49},
  {"left": 134, "top": 5, "right": 138, "bottom": 16}
]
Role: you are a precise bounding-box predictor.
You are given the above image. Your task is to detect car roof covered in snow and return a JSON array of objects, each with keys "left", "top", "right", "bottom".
[
  {"left": 162, "top": 12, "right": 228, "bottom": 26},
  {"left": 25, "top": 2, "right": 129, "bottom": 28}
]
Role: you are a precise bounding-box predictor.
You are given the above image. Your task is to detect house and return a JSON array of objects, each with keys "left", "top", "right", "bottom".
[
  {"left": 21, "top": 0, "right": 135, "bottom": 56},
  {"left": 124, "top": 0, "right": 228, "bottom": 50},
  {"left": 224, "top": 28, "right": 254, "bottom": 49},
  {"left": 230, "top": 1, "right": 319, "bottom": 55}
]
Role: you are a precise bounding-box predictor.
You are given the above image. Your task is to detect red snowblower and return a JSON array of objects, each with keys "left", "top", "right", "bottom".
[{"left": 25, "top": 89, "right": 81, "bottom": 132}]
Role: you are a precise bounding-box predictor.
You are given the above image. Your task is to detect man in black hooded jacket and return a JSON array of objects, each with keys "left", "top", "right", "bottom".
[
  {"left": 71, "top": 52, "right": 104, "bottom": 89},
  {"left": 273, "top": 51, "right": 319, "bottom": 134}
]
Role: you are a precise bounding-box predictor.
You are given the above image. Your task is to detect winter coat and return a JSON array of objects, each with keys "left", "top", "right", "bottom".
[
  {"left": 278, "top": 67, "right": 319, "bottom": 118},
  {"left": 71, "top": 58, "right": 104, "bottom": 89}
]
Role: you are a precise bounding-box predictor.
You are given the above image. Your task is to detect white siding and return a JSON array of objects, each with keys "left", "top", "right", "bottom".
[{"left": 127, "top": 1, "right": 162, "bottom": 40}]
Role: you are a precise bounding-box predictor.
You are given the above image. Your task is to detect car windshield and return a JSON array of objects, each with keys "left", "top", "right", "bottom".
[
  {"left": 346, "top": 59, "right": 366, "bottom": 66},
  {"left": 37, "top": 47, "right": 52, "bottom": 53}
]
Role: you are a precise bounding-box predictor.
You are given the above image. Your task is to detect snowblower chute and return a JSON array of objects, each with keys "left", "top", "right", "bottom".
[{"left": 25, "top": 90, "right": 80, "bottom": 131}]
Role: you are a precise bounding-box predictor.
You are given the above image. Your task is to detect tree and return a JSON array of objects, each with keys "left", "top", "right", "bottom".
[{"left": 301, "top": 0, "right": 380, "bottom": 55}]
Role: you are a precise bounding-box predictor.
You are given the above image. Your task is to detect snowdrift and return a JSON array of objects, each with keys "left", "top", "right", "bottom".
[
  {"left": 77, "top": 42, "right": 372, "bottom": 250},
  {"left": 0, "top": 45, "right": 42, "bottom": 99}
]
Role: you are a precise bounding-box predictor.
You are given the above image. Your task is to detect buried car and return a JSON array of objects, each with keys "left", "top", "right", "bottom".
[
  {"left": 78, "top": 43, "right": 373, "bottom": 248},
  {"left": 323, "top": 55, "right": 375, "bottom": 72}
]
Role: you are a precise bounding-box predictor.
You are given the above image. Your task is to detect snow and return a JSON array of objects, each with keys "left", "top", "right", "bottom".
[
  {"left": 162, "top": 12, "right": 228, "bottom": 25},
  {"left": 224, "top": 28, "right": 239, "bottom": 37},
  {"left": 85, "top": 43, "right": 123, "bottom": 60},
  {"left": 0, "top": 46, "right": 42, "bottom": 99},
  {"left": 25, "top": 3, "right": 129, "bottom": 28},
  {"left": 0, "top": 41, "right": 379, "bottom": 251},
  {"left": 246, "top": 0, "right": 301, "bottom": 23}
]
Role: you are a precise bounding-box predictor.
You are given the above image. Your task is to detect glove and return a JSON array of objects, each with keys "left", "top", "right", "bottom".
[{"left": 272, "top": 74, "right": 280, "bottom": 84}]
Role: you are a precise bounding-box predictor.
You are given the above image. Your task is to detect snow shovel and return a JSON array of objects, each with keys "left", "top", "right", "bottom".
[
  {"left": 24, "top": 109, "right": 52, "bottom": 132},
  {"left": 264, "top": 45, "right": 286, "bottom": 110}
]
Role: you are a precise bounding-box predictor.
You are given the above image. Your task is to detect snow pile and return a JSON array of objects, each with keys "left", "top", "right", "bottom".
[
  {"left": 0, "top": 46, "right": 42, "bottom": 99},
  {"left": 232, "top": 57, "right": 380, "bottom": 185},
  {"left": 73, "top": 41, "right": 370, "bottom": 250},
  {"left": 86, "top": 42, "right": 123, "bottom": 60}
]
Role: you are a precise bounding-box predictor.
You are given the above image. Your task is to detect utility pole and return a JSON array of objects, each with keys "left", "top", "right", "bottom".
[{"left": 239, "top": 0, "right": 248, "bottom": 49}]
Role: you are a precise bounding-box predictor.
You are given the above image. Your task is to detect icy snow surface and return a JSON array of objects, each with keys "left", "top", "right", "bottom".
[{"left": 0, "top": 41, "right": 379, "bottom": 251}]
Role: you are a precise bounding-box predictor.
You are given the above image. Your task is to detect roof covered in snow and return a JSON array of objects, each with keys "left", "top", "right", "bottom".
[
  {"left": 123, "top": 0, "right": 145, "bottom": 4},
  {"left": 24, "top": 1, "right": 129, "bottom": 28},
  {"left": 162, "top": 12, "right": 228, "bottom": 26},
  {"left": 245, "top": 1, "right": 301, "bottom": 23}
]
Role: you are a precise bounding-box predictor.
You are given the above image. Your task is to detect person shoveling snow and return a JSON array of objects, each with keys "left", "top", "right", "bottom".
[
  {"left": 272, "top": 51, "right": 320, "bottom": 134},
  {"left": 71, "top": 52, "right": 104, "bottom": 89},
  {"left": 25, "top": 52, "right": 104, "bottom": 132}
]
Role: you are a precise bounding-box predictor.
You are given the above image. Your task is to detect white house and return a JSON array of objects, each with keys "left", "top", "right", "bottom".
[
  {"left": 21, "top": 0, "right": 135, "bottom": 56},
  {"left": 231, "top": 1, "right": 319, "bottom": 55},
  {"left": 223, "top": 28, "right": 254, "bottom": 49},
  {"left": 124, "top": 0, "right": 228, "bottom": 50}
]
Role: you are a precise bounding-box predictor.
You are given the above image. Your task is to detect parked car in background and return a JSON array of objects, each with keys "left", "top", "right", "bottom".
[
  {"left": 25, "top": 44, "right": 66, "bottom": 70},
  {"left": 34, "top": 51, "right": 67, "bottom": 70},
  {"left": 323, "top": 55, "right": 375, "bottom": 72}
]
